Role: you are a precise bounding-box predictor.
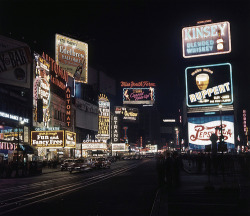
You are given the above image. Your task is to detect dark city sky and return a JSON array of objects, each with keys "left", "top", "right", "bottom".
[{"left": 1, "top": 0, "right": 250, "bottom": 115}]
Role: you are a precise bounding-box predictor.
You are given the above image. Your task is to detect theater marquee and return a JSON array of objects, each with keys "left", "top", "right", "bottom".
[
  {"left": 185, "top": 63, "right": 233, "bottom": 107},
  {"left": 182, "top": 21, "right": 231, "bottom": 58}
]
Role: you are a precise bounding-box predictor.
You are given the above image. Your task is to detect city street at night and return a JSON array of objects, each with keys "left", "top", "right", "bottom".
[{"left": 1, "top": 0, "right": 250, "bottom": 215}]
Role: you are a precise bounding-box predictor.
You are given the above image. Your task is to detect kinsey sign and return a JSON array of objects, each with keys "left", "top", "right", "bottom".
[
  {"left": 123, "top": 88, "right": 155, "bottom": 105},
  {"left": 188, "top": 116, "right": 235, "bottom": 150},
  {"left": 182, "top": 21, "right": 231, "bottom": 58},
  {"left": 185, "top": 63, "right": 233, "bottom": 107},
  {"left": 56, "top": 34, "right": 88, "bottom": 83}
]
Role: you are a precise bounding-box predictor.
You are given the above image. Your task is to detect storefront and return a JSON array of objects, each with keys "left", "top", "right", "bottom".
[
  {"left": 0, "top": 113, "right": 31, "bottom": 164},
  {"left": 31, "top": 130, "right": 76, "bottom": 161},
  {"left": 76, "top": 139, "right": 108, "bottom": 158}
]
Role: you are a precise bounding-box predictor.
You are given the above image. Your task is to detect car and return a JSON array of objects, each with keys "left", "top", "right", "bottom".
[
  {"left": 60, "top": 159, "right": 74, "bottom": 171},
  {"left": 94, "top": 157, "right": 111, "bottom": 169},
  {"left": 67, "top": 158, "right": 93, "bottom": 173}
]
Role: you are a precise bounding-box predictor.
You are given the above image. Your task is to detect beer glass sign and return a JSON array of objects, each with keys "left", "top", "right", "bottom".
[{"left": 185, "top": 63, "right": 233, "bottom": 107}]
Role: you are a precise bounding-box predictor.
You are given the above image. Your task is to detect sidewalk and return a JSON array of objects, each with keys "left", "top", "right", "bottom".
[{"left": 151, "top": 159, "right": 249, "bottom": 216}]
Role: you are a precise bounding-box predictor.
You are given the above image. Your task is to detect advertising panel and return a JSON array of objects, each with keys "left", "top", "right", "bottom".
[
  {"left": 185, "top": 63, "right": 233, "bottom": 107},
  {"left": 0, "top": 35, "right": 32, "bottom": 88},
  {"left": 97, "top": 94, "right": 110, "bottom": 139},
  {"left": 42, "top": 52, "right": 68, "bottom": 98},
  {"left": 112, "top": 143, "right": 126, "bottom": 151},
  {"left": 33, "top": 53, "right": 51, "bottom": 126},
  {"left": 82, "top": 143, "right": 107, "bottom": 150},
  {"left": 31, "top": 131, "right": 64, "bottom": 148},
  {"left": 123, "top": 88, "right": 155, "bottom": 105},
  {"left": 65, "top": 131, "right": 76, "bottom": 148},
  {"left": 182, "top": 21, "right": 231, "bottom": 58},
  {"left": 55, "top": 34, "right": 88, "bottom": 83},
  {"left": 115, "top": 106, "right": 138, "bottom": 121},
  {"left": 188, "top": 115, "right": 235, "bottom": 150}
]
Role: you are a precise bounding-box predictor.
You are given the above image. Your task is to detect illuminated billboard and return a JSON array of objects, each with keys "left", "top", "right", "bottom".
[
  {"left": 123, "top": 88, "right": 155, "bottom": 105},
  {"left": 188, "top": 115, "right": 235, "bottom": 150},
  {"left": 65, "top": 131, "right": 76, "bottom": 148},
  {"left": 115, "top": 106, "right": 139, "bottom": 121},
  {"left": 182, "top": 21, "right": 231, "bottom": 58},
  {"left": 185, "top": 63, "right": 233, "bottom": 107},
  {"left": 31, "top": 131, "right": 65, "bottom": 148},
  {"left": 31, "top": 130, "right": 76, "bottom": 148},
  {"left": 0, "top": 35, "right": 32, "bottom": 88},
  {"left": 112, "top": 143, "right": 126, "bottom": 151},
  {"left": 97, "top": 94, "right": 110, "bottom": 140},
  {"left": 33, "top": 53, "right": 51, "bottom": 126},
  {"left": 55, "top": 34, "right": 88, "bottom": 83}
]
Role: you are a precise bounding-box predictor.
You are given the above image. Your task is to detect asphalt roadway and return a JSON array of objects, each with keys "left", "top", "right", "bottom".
[{"left": 0, "top": 158, "right": 249, "bottom": 216}]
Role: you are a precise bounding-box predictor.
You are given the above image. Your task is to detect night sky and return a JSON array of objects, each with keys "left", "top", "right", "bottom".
[{"left": 1, "top": 0, "right": 250, "bottom": 115}]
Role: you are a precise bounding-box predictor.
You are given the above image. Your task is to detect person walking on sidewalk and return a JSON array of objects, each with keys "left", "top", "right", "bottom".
[
  {"left": 156, "top": 154, "right": 165, "bottom": 187},
  {"left": 172, "top": 151, "right": 183, "bottom": 187},
  {"left": 165, "top": 151, "right": 174, "bottom": 188}
]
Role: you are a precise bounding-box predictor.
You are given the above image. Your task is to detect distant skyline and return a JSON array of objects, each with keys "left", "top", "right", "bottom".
[{"left": 1, "top": 0, "right": 250, "bottom": 115}]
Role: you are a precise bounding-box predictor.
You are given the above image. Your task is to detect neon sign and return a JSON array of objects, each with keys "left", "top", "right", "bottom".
[
  {"left": 185, "top": 63, "right": 233, "bottom": 107},
  {"left": 65, "top": 87, "right": 71, "bottom": 127},
  {"left": 182, "top": 21, "right": 231, "bottom": 58},
  {"left": 120, "top": 81, "right": 156, "bottom": 88},
  {"left": 123, "top": 88, "right": 155, "bottom": 105},
  {"left": 112, "top": 115, "right": 120, "bottom": 143},
  {"left": 33, "top": 53, "right": 51, "bottom": 125},
  {"left": 188, "top": 115, "right": 235, "bottom": 150},
  {"left": 243, "top": 110, "right": 247, "bottom": 134},
  {"left": 42, "top": 53, "right": 68, "bottom": 90},
  {"left": 97, "top": 94, "right": 110, "bottom": 139}
]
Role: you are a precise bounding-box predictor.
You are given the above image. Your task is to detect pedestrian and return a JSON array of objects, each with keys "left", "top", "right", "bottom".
[
  {"left": 164, "top": 151, "right": 173, "bottom": 188},
  {"left": 156, "top": 154, "right": 165, "bottom": 187},
  {"left": 172, "top": 151, "right": 183, "bottom": 187}
]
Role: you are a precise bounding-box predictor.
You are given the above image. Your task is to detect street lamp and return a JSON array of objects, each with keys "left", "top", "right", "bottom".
[
  {"left": 218, "top": 103, "right": 224, "bottom": 152},
  {"left": 175, "top": 127, "right": 180, "bottom": 153},
  {"left": 15, "top": 119, "right": 25, "bottom": 177}
]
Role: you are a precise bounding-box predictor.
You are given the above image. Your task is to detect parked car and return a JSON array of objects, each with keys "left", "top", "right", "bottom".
[
  {"left": 94, "top": 157, "right": 111, "bottom": 169},
  {"left": 67, "top": 158, "right": 93, "bottom": 173},
  {"left": 60, "top": 159, "right": 75, "bottom": 171}
]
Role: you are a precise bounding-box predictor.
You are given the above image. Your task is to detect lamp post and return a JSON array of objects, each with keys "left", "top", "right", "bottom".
[
  {"left": 15, "top": 120, "right": 24, "bottom": 177},
  {"left": 218, "top": 104, "right": 224, "bottom": 148},
  {"left": 175, "top": 127, "right": 180, "bottom": 153}
]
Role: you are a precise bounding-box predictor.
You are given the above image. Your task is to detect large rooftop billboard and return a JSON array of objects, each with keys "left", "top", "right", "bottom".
[
  {"left": 182, "top": 21, "right": 231, "bottom": 58},
  {"left": 185, "top": 63, "right": 233, "bottom": 107},
  {"left": 121, "top": 81, "right": 156, "bottom": 105},
  {"left": 55, "top": 34, "right": 88, "bottom": 83}
]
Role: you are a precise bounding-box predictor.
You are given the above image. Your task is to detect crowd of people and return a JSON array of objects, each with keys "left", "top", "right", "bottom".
[
  {"left": 156, "top": 151, "right": 183, "bottom": 188},
  {"left": 156, "top": 151, "right": 250, "bottom": 189}
]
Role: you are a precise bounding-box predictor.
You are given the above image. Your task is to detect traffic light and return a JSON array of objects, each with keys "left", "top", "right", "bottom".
[{"left": 37, "top": 99, "right": 43, "bottom": 123}]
